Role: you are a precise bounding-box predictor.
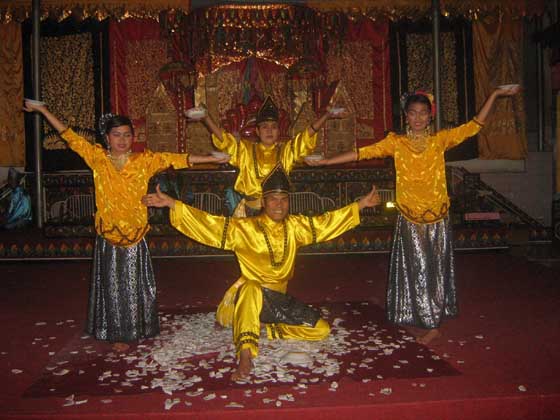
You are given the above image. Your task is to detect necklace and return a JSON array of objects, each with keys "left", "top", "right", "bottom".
[
  {"left": 405, "top": 132, "right": 429, "bottom": 154},
  {"left": 107, "top": 150, "right": 131, "bottom": 171},
  {"left": 256, "top": 219, "right": 288, "bottom": 268}
]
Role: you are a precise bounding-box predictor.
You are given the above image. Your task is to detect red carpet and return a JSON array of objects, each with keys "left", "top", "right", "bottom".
[
  {"left": 22, "top": 303, "right": 459, "bottom": 399},
  {"left": 1, "top": 253, "right": 560, "bottom": 419}
]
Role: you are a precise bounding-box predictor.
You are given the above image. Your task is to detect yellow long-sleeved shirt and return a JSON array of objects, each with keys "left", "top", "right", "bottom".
[
  {"left": 358, "top": 120, "right": 483, "bottom": 224},
  {"left": 61, "top": 129, "right": 190, "bottom": 246},
  {"left": 170, "top": 200, "right": 359, "bottom": 293},
  {"left": 212, "top": 129, "right": 317, "bottom": 199}
]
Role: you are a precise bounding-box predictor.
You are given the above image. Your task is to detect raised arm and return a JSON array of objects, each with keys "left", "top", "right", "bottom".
[
  {"left": 142, "top": 185, "right": 231, "bottom": 250},
  {"left": 441, "top": 85, "right": 521, "bottom": 149},
  {"left": 306, "top": 106, "right": 351, "bottom": 137},
  {"left": 295, "top": 185, "right": 380, "bottom": 246},
  {"left": 185, "top": 106, "right": 239, "bottom": 165},
  {"left": 475, "top": 85, "right": 521, "bottom": 124},
  {"left": 23, "top": 101, "right": 99, "bottom": 166},
  {"left": 23, "top": 102, "right": 67, "bottom": 133},
  {"left": 201, "top": 113, "right": 224, "bottom": 142},
  {"left": 185, "top": 106, "right": 224, "bottom": 141}
]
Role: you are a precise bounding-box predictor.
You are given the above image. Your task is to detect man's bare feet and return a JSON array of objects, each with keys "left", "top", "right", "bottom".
[
  {"left": 231, "top": 348, "right": 252, "bottom": 381},
  {"left": 112, "top": 342, "right": 130, "bottom": 352},
  {"left": 416, "top": 328, "right": 441, "bottom": 345}
]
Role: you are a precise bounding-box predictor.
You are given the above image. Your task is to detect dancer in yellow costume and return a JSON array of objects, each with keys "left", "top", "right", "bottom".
[
  {"left": 143, "top": 164, "right": 380, "bottom": 380},
  {"left": 23, "top": 101, "right": 228, "bottom": 352},
  {"left": 307, "top": 86, "right": 521, "bottom": 345},
  {"left": 185, "top": 97, "right": 348, "bottom": 216}
]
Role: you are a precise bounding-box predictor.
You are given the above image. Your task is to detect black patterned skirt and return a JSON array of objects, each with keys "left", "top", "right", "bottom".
[
  {"left": 386, "top": 214, "right": 457, "bottom": 329},
  {"left": 259, "top": 287, "right": 321, "bottom": 327},
  {"left": 87, "top": 236, "right": 160, "bottom": 342}
]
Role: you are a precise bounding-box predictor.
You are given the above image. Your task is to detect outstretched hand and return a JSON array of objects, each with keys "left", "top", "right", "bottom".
[
  {"left": 22, "top": 101, "right": 47, "bottom": 114},
  {"left": 495, "top": 85, "right": 521, "bottom": 97},
  {"left": 141, "top": 185, "right": 175, "bottom": 209},
  {"left": 327, "top": 106, "right": 351, "bottom": 119},
  {"left": 358, "top": 185, "right": 381, "bottom": 210},
  {"left": 304, "top": 157, "right": 330, "bottom": 167},
  {"left": 184, "top": 106, "right": 208, "bottom": 121}
]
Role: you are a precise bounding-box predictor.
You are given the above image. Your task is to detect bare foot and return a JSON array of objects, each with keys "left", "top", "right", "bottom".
[
  {"left": 231, "top": 348, "right": 252, "bottom": 381},
  {"left": 416, "top": 329, "right": 441, "bottom": 345},
  {"left": 112, "top": 342, "right": 130, "bottom": 352}
]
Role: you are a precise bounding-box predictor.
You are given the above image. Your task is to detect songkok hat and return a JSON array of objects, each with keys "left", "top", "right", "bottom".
[
  {"left": 262, "top": 163, "right": 290, "bottom": 196},
  {"left": 256, "top": 96, "right": 279, "bottom": 125}
]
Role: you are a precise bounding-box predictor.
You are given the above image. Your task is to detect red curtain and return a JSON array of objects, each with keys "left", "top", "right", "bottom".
[
  {"left": 346, "top": 19, "right": 392, "bottom": 145},
  {"left": 109, "top": 19, "right": 169, "bottom": 151}
]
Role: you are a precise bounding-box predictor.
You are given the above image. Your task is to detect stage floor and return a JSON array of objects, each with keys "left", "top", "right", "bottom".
[{"left": 1, "top": 253, "right": 559, "bottom": 420}]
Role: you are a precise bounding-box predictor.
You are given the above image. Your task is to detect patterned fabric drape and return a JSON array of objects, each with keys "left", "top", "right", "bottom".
[
  {"left": 342, "top": 19, "right": 392, "bottom": 143},
  {"left": 473, "top": 15, "right": 527, "bottom": 160},
  {"left": 22, "top": 18, "right": 108, "bottom": 171},
  {"left": 306, "top": 0, "right": 543, "bottom": 19},
  {"left": 109, "top": 19, "right": 169, "bottom": 151},
  {"left": 1, "top": 0, "right": 191, "bottom": 23},
  {"left": 0, "top": 22, "right": 24, "bottom": 166},
  {"left": 40, "top": 32, "right": 96, "bottom": 149},
  {"left": 390, "top": 19, "right": 477, "bottom": 160}
]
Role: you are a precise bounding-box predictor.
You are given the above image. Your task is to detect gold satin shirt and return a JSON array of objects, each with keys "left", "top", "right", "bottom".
[
  {"left": 212, "top": 129, "right": 317, "bottom": 199},
  {"left": 358, "top": 120, "right": 483, "bottom": 224},
  {"left": 61, "top": 129, "right": 190, "bottom": 246},
  {"left": 170, "top": 201, "right": 360, "bottom": 293}
]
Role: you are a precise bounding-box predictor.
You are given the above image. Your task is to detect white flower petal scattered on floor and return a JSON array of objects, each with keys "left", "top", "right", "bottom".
[
  {"left": 226, "top": 402, "right": 244, "bottom": 408},
  {"left": 380, "top": 387, "right": 392, "bottom": 395},
  {"left": 11, "top": 369, "right": 23, "bottom": 374},
  {"left": 53, "top": 369, "right": 70, "bottom": 376},
  {"left": 475, "top": 335, "right": 484, "bottom": 339},
  {"left": 164, "top": 398, "right": 181, "bottom": 410},
  {"left": 101, "top": 399, "right": 112, "bottom": 404},
  {"left": 518, "top": 385, "right": 527, "bottom": 392},
  {"left": 74, "top": 399, "right": 88, "bottom": 405},
  {"left": 35, "top": 322, "right": 47, "bottom": 326},
  {"left": 278, "top": 393, "right": 295, "bottom": 402},
  {"left": 203, "top": 393, "right": 216, "bottom": 401}
]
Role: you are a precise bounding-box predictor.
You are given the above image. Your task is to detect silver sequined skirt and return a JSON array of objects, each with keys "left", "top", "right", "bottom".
[
  {"left": 386, "top": 214, "right": 457, "bottom": 329},
  {"left": 87, "top": 236, "right": 160, "bottom": 342}
]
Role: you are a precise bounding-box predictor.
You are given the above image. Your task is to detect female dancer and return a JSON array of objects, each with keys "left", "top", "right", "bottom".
[
  {"left": 307, "top": 86, "right": 521, "bottom": 344},
  {"left": 24, "top": 101, "right": 228, "bottom": 351}
]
